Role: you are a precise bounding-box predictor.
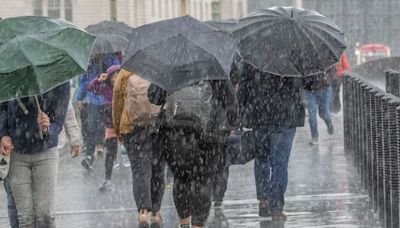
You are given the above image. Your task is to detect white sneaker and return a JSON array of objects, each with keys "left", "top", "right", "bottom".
[
  {"left": 309, "top": 138, "right": 319, "bottom": 145},
  {"left": 122, "top": 154, "right": 131, "bottom": 167},
  {"left": 113, "top": 160, "right": 120, "bottom": 169}
]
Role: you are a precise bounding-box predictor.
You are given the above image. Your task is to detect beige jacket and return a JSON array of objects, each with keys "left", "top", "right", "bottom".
[{"left": 58, "top": 99, "right": 82, "bottom": 149}]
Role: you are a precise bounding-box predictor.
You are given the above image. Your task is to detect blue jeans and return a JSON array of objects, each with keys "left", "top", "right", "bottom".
[
  {"left": 303, "top": 86, "right": 333, "bottom": 138},
  {"left": 254, "top": 126, "right": 297, "bottom": 212},
  {"left": 4, "top": 179, "right": 19, "bottom": 228}
]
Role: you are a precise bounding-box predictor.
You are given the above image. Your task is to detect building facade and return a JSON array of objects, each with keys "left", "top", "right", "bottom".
[{"left": 0, "top": 0, "right": 247, "bottom": 28}]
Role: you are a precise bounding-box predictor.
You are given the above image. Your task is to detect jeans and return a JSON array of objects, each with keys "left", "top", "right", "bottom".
[
  {"left": 4, "top": 179, "right": 19, "bottom": 228},
  {"left": 124, "top": 126, "right": 166, "bottom": 212},
  {"left": 254, "top": 126, "right": 297, "bottom": 212},
  {"left": 303, "top": 86, "right": 333, "bottom": 139},
  {"left": 8, "top": 148, "right": 59, "bottom": 228}
]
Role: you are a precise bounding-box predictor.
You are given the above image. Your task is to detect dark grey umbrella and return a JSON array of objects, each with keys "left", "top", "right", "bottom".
[
  {"left": 90, "top": 34, "right": 128, "bottom": 54},
  {"left": 86, "top": 21, "right": 132, "bottom": 54},
  {"left": 86, "top": 20, "right": 132, "bottom": 38},
  {"left": 122, "top": 16, "right": 238, "bottom": 92},
  {"left": 233, "top": 6, "right": 346, "bottom": 77},
  {"left": 205, "top": 19, "right": 238, "bottom": 31}
]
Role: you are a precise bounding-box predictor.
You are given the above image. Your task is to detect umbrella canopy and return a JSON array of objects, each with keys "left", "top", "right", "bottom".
[
  {"left": 0, "top": 16, "right": 95, "bottom": 102},
  {"left": 205, "top": 19, "right": 238, "bottom": 31},
  {"left": 122, "top": 16, "right": 238, "bottom": 92},
  {"left": 232, "top": 6, "right": 346, "bottom": 77},
  {"left": 90, "top": 34, "right": 129, "bottom": 54},
  {"left": 86, "top": 20, "right": 132, "bottom": 38},
  {"left": 85, "top": 21, "right": 132, "bottom": 54}
]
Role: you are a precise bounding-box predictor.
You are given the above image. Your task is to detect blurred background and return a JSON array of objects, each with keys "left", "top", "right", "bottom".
[{"left": 0, "top": 0, "right": 398, "bottom": 71}]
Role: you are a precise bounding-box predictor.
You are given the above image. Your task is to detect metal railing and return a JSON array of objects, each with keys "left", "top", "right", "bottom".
[{"left": 343, "top": 70, "right": 400, "bottom": 228}]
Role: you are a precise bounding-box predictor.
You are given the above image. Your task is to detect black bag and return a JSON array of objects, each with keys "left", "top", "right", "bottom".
[{"left": 226, "top": 128, "right": 255, "bottom": 165}]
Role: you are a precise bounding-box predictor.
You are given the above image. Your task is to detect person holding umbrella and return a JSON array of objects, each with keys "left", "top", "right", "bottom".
[
  {"left": 0, "top": 16, "right": 95, "bottom": 227},
  {"left": 87, "top": 65, "right": 121, "bottom": 192},
  {"left": 122, "top": 16, "right": 238, "bottom": 228},
  {"left": 233, "top": 7, "right": 346, "bottom": 220}
]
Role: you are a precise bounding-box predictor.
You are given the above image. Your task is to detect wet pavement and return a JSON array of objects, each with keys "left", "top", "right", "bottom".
[{"left": 0, "top": 113, "right": 381, "bottom": 228}]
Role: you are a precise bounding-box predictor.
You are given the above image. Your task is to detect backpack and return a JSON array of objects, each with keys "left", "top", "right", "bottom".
[
  {"left": 125, "top": 75, "right": 161, "bottom": 127},
  {"left": 164, "top": 81, "right": 214, "bottom": 131}
]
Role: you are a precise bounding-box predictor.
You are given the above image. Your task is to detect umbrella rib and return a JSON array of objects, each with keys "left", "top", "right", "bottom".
[{"left": 301, "top": 25, "right": 343, "bottom": 61}]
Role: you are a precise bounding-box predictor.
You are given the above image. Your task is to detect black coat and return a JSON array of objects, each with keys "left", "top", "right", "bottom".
[{"left": 238, "top": 63, "right": 305, "bottom": 129}]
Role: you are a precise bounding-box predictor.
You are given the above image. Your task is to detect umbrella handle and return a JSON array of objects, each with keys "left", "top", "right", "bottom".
[{"left": 35, "top": 96, "right": 44, "bottom": 140}]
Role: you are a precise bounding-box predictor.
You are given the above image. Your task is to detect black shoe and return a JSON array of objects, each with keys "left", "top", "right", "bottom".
[
  {"left": 214, "top": 201, "right": 223, "bottom": 209},
  {"left": 327, "top": 122, "right": 334, "bottom": 135},
  {"left": 271, "top": 211, "right": 287, "bottom": 221},
  {"left": 81, "top": 156, "right": 94, "bottom": 170},
  {"left": 259, "top": 200, "right": 271, "bottom": 217},
  {"left": 180, "top": 225, "right": 190, "bottom": 228}
]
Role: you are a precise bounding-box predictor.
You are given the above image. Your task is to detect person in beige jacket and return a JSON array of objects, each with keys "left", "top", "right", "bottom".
[{"left": 113, "top": 69, "right": 166, "bottom": 227}]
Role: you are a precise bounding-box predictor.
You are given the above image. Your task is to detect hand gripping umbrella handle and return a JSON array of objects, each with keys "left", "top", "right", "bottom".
[{"left": 35, "top": 95, "right": 44, "bottom": 140}]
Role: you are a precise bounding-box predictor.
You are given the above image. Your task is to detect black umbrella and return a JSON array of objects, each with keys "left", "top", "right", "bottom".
[
  {"left": 86, "top": 20, "right": 132, "bottom": 38},
  {"left": 86, "top": 21, "right": 132, "bottom": 54},
  {"left": 122, "top": 16, "right": 237, "bottom": 92},
  {"left": 232, "top": 6, "right": 346, "bottom": 77},
  {"left": 205, "top": 19, "right": 238, "bottom": 31}
]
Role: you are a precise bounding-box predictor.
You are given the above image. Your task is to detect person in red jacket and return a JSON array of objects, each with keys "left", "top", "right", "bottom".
[{"left": 330, "top": 53, "right": 350, "bottom": 113}]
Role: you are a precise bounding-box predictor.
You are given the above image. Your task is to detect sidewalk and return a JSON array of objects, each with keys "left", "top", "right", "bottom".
[{"left": 0, "top": 113, "right": 380, "bottom": 228}]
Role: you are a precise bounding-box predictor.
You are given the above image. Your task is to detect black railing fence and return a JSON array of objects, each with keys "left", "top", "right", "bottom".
[{"left": 343, "top": 70, "right": 400, "bottom": 228}]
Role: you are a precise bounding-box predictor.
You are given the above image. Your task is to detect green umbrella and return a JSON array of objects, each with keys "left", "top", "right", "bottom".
[{"left": 0, "top": 16, "right": 96, "bottom": 103}]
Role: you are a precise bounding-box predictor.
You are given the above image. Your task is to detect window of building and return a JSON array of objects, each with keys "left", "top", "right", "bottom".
[
  {"left": 152, "top": 0, "right": 156, "bottom": 17},
  {"left": 48, "top": 0, "right": 61, "bottom": 18},
  {"left": 33, "top": 0, "right": 43, "bottom": 16},
  {"left": 65, "top": 0, "right": 73, "bottom": 21},
  {"left": 211, "top": 2, "right": 221, "bottom": 20},
  {"left": 200, "top": 2, "right": 204, "bottom": 20}
]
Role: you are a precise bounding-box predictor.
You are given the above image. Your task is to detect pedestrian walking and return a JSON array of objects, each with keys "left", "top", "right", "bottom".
[
  {"left": 330, "top": 53, "right": 350, "bottom": 113},
  {"left": 303, "top": 72, "right": 335, "bottom": 145},
  {"left": 149, "top": 78, "right": 239, "bottom": 228},
  {"left": 87, "top": 64, "right": 121, "bottom": 191},
  {"left": 77, "top": 53, "right": 120, "bottom": 170},
  {"left": 238, "top": 64, "right": 305, "bottom": 221},
  {"left": 0, "top": 83, "right": 70, "bottom": 228},
  {"left": 113, "top": 69, "right": 166, "bottom": 228}
]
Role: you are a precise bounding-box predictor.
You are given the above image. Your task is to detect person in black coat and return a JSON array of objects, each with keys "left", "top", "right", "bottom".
[
  {"left": 148, "top": 80, "right": 238, "bottom": 228},
  {"left": 238, "top": 62, "right": 305, "bottom": 221}
]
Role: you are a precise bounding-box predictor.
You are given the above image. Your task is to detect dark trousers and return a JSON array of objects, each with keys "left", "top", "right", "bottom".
[
  {"left": 4, "top": 179, "right": 19, "bottom": 228},
  {"left": 164, "top": 129, "right": 224, "bottom": 226},
  {"left": 81, "top": 104, "right": 105, "bottom": 157},
  {"left": 212, "top": 142, "right": 229, "bottom": 202},
  {"left": 104, "top": 137, "right": 118, "bottom": 180},
  {"left": 330, "top": 80, "right": 342, "bottom": 113},
  {"left": 124, "top": 126, "right": 166, "bottom": 212}
]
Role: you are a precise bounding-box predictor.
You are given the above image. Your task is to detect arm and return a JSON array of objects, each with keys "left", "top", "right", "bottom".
[
  {"left": 47, "top": 83, "right": 71, "bottom": 138},
  {"left": 148, "top": 84, "right": 166, "bottom": 106},
  {"left": 217, "top": 81, "right": 239, "bottom": 129},
  {"left": 0, "top": 102, "right": 9, "bottom": 139},
  {"left": 87, "top": 77, "right": 108, "bottom": 95},
  {"left": 75, "top": 74, "right": 88, "bottom": 101},
  {"left": 342, "top": 53, "right": 350, "bottom": 72},
  {"left": 112, "top": 70, "right": 130, "bottom": 136},
  {"left": 64, "top": 99, "right": 82, "bottom": 146}
]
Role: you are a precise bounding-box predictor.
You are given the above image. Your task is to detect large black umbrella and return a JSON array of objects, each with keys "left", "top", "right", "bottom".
[
  {"left": 205, "top": 19, "right": 238, "bottom": 31},
  {"left": 122, "top": 16, "right": 237, "bottom": 92},
  {"left": 232, "top": 6, "right": 346, "bottom": 77},
  {"left": 85, "top": 21, "right": 132, "bottom": 54}
]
